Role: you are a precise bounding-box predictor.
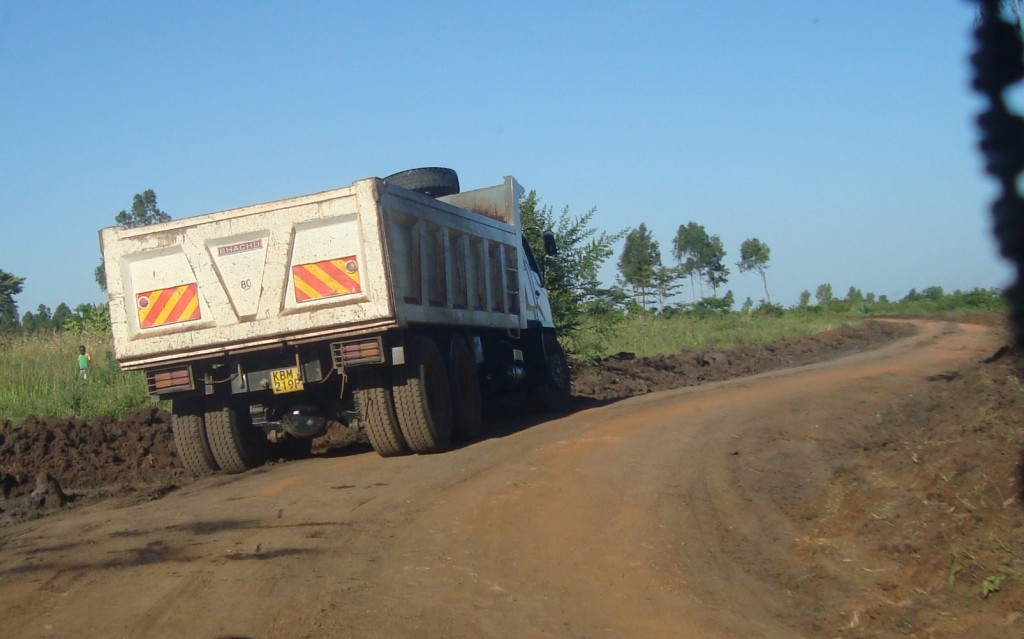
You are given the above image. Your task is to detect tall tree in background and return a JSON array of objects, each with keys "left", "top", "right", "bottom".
[
  {"left": 815, "top": 283, "right": 833, "bottom": 305},
  {"left": 653, "top": 265, "right": 684, "bottom": 311},
  {"left": 95, "top": 189, "right": 171, "bottom": 291},
  {"left": 52, "top": 302, "right": 74, "bottom": 329},
  {"left": 701, "top": 234, "right": 729, "bottom": 297},
  {"left": 737, "top": 238, "right": 772, "bottom": 303},
  {"left": 618, "top": 223, "right": 662, "bottom": 310},
  {"left": 672, "top": 222, "right": 729, "bottom": 299},
  {"left": 115, "top": 189, "right": 171, "bottom": 228},
  {"left": 672, "top": 222, "right": 709, "bottom": 300},
  {"left": 21, "top": 304, "right": 52, "bottom": 333},
  {"left": 0, "top": 269, "right": 26, "bottom": 332},
  {"left": 520, "top": 191, "right": 624, "bottom": 345}
]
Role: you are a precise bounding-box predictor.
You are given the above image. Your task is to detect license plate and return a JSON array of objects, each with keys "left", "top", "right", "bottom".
[{"left": 271, "top": 367, "right": 304, "bottom": 394}]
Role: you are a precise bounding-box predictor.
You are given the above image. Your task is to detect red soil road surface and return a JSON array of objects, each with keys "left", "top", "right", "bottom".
[{"left": 0, "top": 320, "right": 1004, "bottom": 638}]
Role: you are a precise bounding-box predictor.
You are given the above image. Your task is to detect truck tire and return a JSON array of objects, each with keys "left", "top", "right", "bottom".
[
  {"left": 392, "top": 335, "right": 454, "bottom": 453},
  {"left": 383, "top": 167, "right": 460, "bottom": 198},
  {"left": 354, "top": 369, "right": 409, "bottom": 457},
  {"left": 447, "top": 335, "right": 482, "bottom": 440},
  {"left": 532, "top": 332, "right": 572, "bottom": 412},
  {"left": 171, "top": 399, "right": 219, "bottom": 477},
  {"left": 205, "top": 401, "right": 269, "bottom": 474}
]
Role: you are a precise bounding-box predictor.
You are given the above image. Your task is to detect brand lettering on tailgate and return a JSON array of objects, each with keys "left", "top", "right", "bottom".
[
  {"left": 136, "top": 284, "right": 201, "bottom": 328},
  {"left": 293, "top": 257, "right": 361, "bottom": 302}
]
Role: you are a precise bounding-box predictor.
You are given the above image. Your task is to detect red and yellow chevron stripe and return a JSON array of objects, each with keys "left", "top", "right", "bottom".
[
  {"left": 136, "top": 284, "right": 201, "bottom": 328},
  {"left": 293, "top": 256, "right": 361, "bottom": 302}
]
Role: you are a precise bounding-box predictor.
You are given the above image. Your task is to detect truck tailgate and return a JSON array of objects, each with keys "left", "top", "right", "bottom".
[{"left": 101, "top": 179, "right": 395, "bottom": 369}]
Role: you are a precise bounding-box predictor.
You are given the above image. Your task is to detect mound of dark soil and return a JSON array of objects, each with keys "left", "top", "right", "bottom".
[
  {"left": 0, "top": 406, "right": 183, "bottom": 524},
  {"left": 573, "top": 319, "right": 917, "bottom": 400}
]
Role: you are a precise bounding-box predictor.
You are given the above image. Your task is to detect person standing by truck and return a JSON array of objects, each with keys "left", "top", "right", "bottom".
[{"left": 77, "top": 345, "right": 91, "bottom": 380}]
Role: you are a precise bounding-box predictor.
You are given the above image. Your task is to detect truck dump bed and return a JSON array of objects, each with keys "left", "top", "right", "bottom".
[{"left": 101, "top": 176, "right": 527, "bottom": 370}]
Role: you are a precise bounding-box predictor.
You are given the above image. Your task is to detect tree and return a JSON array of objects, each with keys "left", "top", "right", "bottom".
[
  {"left": 21, "top": 304, "right": 52, "bottom": 333},
  {"left": 116, "top": 189, "right": 171, "bottom": 228},
  {"left": 815, "top": 283, "right": 833, "bottom": 305},
  {"left": 702, "top": 234, "right": 730, "bottom": 297},
  {"left": 671, "top": 223, "right": 729, "bottom": 299},
  {"left": 520, "top": 191, "right": 625, "bottom": 352},
  {"left": 798, "top": 290, "right": 811, "bottom": 308},
  {"left": 618, "top": 223, "right": 662, "bottom": 309},
  {"left": 0, "top": 270, "right": 26, "bottom": 332},
  {"left": 693, "top": 289, "right": 734, "bottom": 314},
  {"left": 96, "top": 189, "right": 171, "bottom": 291},
  {"left": 737, "top": 238, "right": 772, "bottom": 303},
  {"left": 52, "top": 303, "right": 74, "bottom": 330},
  {"left": 62, "top": 303, "right": 111, "bottom": 333},
  {"left": 672, "top": 222, "right": 709, "bottom": 300},
  {"left": 653, "top": 265, "right": 684, "bottom": 312}
]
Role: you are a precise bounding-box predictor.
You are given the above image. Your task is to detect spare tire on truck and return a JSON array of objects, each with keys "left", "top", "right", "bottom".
[{"left": 383, "top": 167, "right": 460, "bottom": 198}]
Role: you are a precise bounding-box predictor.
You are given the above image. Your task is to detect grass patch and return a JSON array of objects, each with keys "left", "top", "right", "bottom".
[
  {"left": 581, "top": 312, "right": 851, "bottom": 360},
  {"left": 0, "top": 331, "right": 153, "bottom": 425}
]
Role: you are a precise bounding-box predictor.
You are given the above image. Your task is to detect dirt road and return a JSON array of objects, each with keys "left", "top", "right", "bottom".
[{"left": 0, "top": 320, "right": 1005, "bottom": 638}]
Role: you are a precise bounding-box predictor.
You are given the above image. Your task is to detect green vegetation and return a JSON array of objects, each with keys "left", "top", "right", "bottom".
[
  {"left": 0, "top": 270, "right": 25, "bottom": 333},
  {"left": 737, "top": 238, "right": 772, "bottom": 303},
  {"left": 588, "top": 313, "right": 846, "bottom": 359},
  {"left": 520, "top": 190, "right": 626, "bottom": 355},
  {"left": 563, "top": 286, "right": 1005, "bottom": 362},
  {"left": 809, "top": 285, "right": 1005, "bottom": 317},
  {"left": 617, "top": 223, "right": 662, "bottom": 309},
  {"left": 671, "top": 222, "right": 730, "bottom": 301},
  {"left": 0, "top": 330, "right": 152, "bottom": 425}
]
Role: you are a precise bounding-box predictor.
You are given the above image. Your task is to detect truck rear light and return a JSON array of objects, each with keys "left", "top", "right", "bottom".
[
  {"left": 146, "top": 366, "right": 195, "bottom": 394},
  {"left": 331, "top": 337, "right": 384, "bottom": 368}
]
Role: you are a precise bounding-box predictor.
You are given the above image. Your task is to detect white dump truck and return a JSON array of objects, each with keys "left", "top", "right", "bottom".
[{"left": 100, "top": 168, "right": 570, "bottom": 476}]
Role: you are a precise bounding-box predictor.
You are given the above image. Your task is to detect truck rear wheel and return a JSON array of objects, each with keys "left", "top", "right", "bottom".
[
  {"left": 447, "top": 335, "right": 482, "bottom": 440},
  {"left": 205, "top": 401, "right": 269, "bottom": 473},
  {"left": 354, "top": 369, "right": 409, "bottom": 457},
  {"left": 171, "top": 399, "right": 219, "bottom": 477},
  {"left": 383, "top": 167, "right": 460, "bottom": 198},
  {"left": 392, "top": 335, "right": 454, "bottom": 453}
]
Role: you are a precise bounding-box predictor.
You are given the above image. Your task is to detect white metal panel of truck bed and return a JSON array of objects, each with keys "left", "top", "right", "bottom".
[{"left": 100, "top": 177, "right": 526, "bottom": 370}]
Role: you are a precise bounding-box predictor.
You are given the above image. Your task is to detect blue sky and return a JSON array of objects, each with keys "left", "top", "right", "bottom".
[{"left": 0, "top": 1, "right": 1012, "bottom": 316}]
